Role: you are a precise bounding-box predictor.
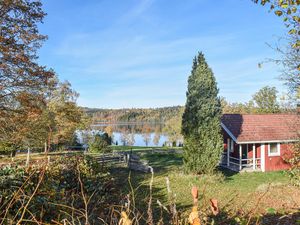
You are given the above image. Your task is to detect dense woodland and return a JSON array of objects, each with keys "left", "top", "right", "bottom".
[
  {"left": 84, "top": 85, "right": 297, "bottom": 125},
  {"left": 84, "top": 106, "right": 184, "bottom": 123}
]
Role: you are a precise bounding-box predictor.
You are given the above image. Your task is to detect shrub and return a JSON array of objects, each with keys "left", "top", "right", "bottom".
[
  {"left": 287, "top": 141, "right": 300, "bottom": 186},
  {"left": 89, "top": 133, "right": 112, "bottom": 153},
  {"left": 0, "top": 155, "right": 116, "bottom": 224}
]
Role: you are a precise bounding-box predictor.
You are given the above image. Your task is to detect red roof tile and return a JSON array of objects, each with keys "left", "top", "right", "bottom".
[{"left": 221, "top": 114, "right": 300, "bottom": 143}]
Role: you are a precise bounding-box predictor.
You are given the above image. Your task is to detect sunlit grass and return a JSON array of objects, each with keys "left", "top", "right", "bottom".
[{"left": 111, "top": 152, "right": 294, "bottom": 217}]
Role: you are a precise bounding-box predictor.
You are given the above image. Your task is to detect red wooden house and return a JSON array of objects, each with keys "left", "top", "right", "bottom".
[{"left": 220, "top": 114, "right": 299, "bottom": 172}]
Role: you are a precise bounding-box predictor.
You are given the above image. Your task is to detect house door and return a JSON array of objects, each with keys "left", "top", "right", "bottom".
[
  {"left": 242, "top": 144, "right": 248, "bottom": 159},
  {"left": 240, "top": 144, "right": 248, "bottom": 167}
]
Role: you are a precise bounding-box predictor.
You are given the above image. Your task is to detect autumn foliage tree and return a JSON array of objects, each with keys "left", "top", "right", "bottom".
[
  {"left": 44, "top": 80, "right": 88, "bottom": 151},
  {"left": 0, "top": 1, "right": 87, "bottom": 154},
  {"left": 0, "top": 0, "right": 55, "bottom": 153},
  {"left": 253, "top": 0, "right": 300, "bottom": 99}
]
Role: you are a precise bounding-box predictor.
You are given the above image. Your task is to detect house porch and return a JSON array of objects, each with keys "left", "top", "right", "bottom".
[{"left": 220, "top": 142, "right": 262, "bottom": 172}]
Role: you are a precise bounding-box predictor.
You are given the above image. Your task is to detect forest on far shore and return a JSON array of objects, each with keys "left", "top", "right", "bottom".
[{"left": 85, "top": 86, "right": 298, "bottom": 124}]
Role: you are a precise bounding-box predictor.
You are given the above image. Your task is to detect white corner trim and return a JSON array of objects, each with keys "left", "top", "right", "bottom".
[
  {"left": 261, "top": 144, "right": 265, "bottom": 172},
  {"left": 268, "top": 143, "right": 281, "bottom": 157},
  {"left": 221, "top": 122, "right": 237, "bottom": 143}
]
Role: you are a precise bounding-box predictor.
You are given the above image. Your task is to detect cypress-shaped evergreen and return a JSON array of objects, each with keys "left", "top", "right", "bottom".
[{"left": 182, "top": 52, "right": 223, "bottom": 174}]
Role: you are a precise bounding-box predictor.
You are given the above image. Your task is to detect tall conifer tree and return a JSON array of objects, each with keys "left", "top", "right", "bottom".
[{"left": 182, "top": 52, "right": 223, "bottom": 174}]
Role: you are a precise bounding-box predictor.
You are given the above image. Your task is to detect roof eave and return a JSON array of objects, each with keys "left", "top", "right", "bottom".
[
  {"left": 237, "top": 140, "right": 298, "bottom": 144},
  {"left": 221, "top": 122, "right": 237, "bottom": 142},
  {"left": 221, "top": 122, "right": 298, "bottom": 144}
]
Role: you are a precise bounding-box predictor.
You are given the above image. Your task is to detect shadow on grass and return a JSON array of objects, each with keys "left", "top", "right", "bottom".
[
  {"left": 259, "top": 211, "right": 300, "bottom": 225},
  {"left": 140, "top": 153, "right": 183, "bottom": 173},
  {"left": 217, "top": 167, "right": 239, "bottom": 181},
  {"left": 108, "top": 154, "right": 300, "bottom": 224},
  {"left": 140, "top": 152, "right": 238, "bottom": 181},
  {"left": 214, "top": 211, "right": 300, "bottom": 225}
]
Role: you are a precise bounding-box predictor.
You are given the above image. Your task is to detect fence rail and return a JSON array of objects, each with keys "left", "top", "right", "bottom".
[
  {"left": 92, "top": 152, "right": 151, "bottom": 173},
  {"left": 93, "top": 153, "right": 127, "bottom": 164}
]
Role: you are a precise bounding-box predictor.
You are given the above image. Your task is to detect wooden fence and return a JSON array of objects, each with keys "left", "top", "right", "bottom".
[{"left": 93, "top": 152, "right": 151, "bottom": 173}]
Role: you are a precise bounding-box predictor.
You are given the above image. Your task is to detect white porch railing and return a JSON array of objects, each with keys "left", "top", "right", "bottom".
[{"left": 221, "top": 153, "right": 261, "bottom": 171}]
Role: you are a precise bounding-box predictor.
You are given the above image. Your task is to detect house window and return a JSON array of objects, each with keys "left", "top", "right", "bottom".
[{"left": 268, "top": 143, "right": 280, "bottom": 156}]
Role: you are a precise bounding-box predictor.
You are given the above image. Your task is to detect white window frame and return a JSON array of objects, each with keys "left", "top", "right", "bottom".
[{"left": 268, "top": 143, "right": 280, "bottom": 157}]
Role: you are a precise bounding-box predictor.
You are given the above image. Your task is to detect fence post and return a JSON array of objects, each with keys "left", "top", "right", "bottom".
[
  {"left": 26, "top": 147, "right": 30, "bottom": 167},
  {"left": 127, "top": 154, "right": 130, "bottom": 166},
  {"left": 239, "top": 144, "right": 242, "bottom": 171},
  {"left": 227, "top": 139, "right": 230, "bottom": 167}
]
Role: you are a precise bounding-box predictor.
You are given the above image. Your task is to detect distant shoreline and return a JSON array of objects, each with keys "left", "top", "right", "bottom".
[{"left": 91, "top": 121, "right": 165, "bottom": 126}]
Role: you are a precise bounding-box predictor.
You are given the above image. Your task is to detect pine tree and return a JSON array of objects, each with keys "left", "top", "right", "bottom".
[{"left": 182, "top": 52, "right": 223, "bottom": 174}]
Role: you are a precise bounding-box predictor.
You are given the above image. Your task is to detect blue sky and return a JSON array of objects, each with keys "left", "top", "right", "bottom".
[{"left": 38, "top": 0, "right": 287, "bottom": 108}]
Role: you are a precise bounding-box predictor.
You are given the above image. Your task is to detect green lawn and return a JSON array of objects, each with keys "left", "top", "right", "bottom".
[
  {"left": 110, "top": 152, "right": 297, "bottom": 219},
  {"left": 1, "top": 150, "right": 298, "bottom": 222}
]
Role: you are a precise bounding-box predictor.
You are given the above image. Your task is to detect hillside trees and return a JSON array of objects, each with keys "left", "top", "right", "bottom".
[
  {"left": 182, "top": 52, "right": 223, "bottom": 174},
  {"left": 0, "top": 0, "right": 87, "bottom": 154},
  {"left": 87, "top": 106, "right": 184, "bottom": 124}
]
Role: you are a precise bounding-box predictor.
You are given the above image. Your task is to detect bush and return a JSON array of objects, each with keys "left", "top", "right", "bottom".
[
  {"left": 285, "top": 141, "right": 300, "bottom": 186},
  {"left": 0, "top": 155, "right": 117, "bottom": 224},
  {"left": 89, "top": 133, "right": 112, "bottom": 153}
]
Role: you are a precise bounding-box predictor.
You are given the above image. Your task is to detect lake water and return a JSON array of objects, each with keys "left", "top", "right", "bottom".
[
  {"left": 79, "top": 123, "right": 180, "bottom": 147},
  {"left": 112, "top": 132, "right": 168, "bottom": 147}
]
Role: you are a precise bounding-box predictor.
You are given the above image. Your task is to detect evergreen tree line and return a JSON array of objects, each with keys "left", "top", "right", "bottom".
[
  {"left": 86, "top": 86, "right": 296, "bottom": 129},
  {"left": 85, "top": 106, "right": 184, "bottom": 124}
]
